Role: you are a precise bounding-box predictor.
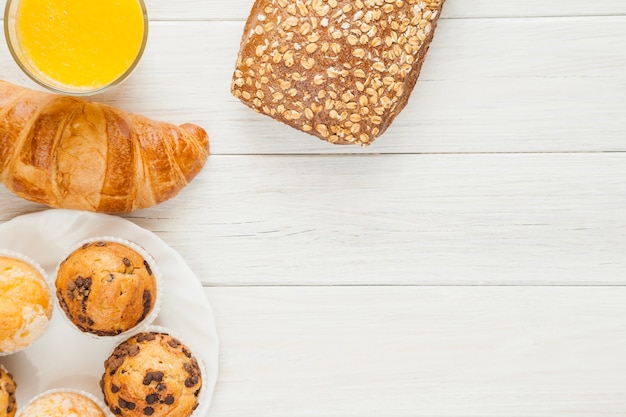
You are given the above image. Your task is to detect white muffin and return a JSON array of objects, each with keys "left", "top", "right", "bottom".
[
  {"left": 17, "top": 389, "right": 107, "bottom": 417},
  {"left": 0, "top": 252, "right": 52, "bottom": 354}
]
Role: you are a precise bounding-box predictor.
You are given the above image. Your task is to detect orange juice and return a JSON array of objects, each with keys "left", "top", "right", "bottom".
[{"left": 13, "top": 0, "right": 147, "bottom": 92}]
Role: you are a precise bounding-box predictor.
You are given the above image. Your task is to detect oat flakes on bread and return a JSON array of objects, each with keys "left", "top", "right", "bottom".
[{"left": 232, "top": 0, "right": 445, "bottom": 145}]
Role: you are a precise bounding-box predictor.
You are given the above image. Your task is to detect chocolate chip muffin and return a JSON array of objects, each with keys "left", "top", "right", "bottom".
[
  {"left": 0, "top": 366, "right": 17, "bottom": 417},
  {"left": 0, "top": 253, "right": 52, "bottom": 354},
  {"left": 17, "top": 390, "right": 107, "bottom": 417},
  {"left": 55, "top": 240, "right": 159, "bottom": 336},
  {"left": 101, "top": 331, "right": 203, "bottom": 417}
]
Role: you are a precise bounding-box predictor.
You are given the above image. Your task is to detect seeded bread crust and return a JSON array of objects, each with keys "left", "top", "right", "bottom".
[
  {"left": 232, "top": 0, "right": 445, "bottom": 145},
  {"left": 101, "top": 332, "right": 203, "bottom": 417},
  {"left": 0, "top": 367, "right": 17, "bottom": 417},
  {"left": 55, "top": 241, "right": 157, "bottom": 336}
]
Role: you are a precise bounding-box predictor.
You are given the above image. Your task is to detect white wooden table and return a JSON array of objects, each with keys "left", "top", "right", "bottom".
[{"left": 2, "top": 0, "right": 626, "bottom": 415}]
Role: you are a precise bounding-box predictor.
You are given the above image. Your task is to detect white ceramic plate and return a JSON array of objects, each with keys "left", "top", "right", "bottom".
[{"left": 0, "top": 209, "right": 219, "bottom": 416}]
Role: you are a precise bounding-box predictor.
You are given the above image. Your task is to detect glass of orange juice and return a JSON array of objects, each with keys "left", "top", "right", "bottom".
[{"left": 4, "top": 0, "right": 148, "bottom": 95}]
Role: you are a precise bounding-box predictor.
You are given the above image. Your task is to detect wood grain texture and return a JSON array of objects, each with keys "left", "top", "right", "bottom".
[
  {"left": 137, "top": 153, "right": 626, "bottom": 286},
  {"left": 143, "top": 0, "right": 626, "bottom": 20},
  {"left": 2, "top": 0, "right": 622, "bottom": 20},
  {"left": 1, "top": 2, "right": 625, "bottom": 416},
  {"left": 3, "top": 153, "right": 620, "bottom": 286},
  {"left": 205, "top": 286, "right": 626, "bottom": 417},
  {"left": 2, "top": 18, "right": 624, "bottom": 154}
]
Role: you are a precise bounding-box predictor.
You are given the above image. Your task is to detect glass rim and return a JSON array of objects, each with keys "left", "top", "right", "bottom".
[{"left": 3, "top": 0, "right": 149, "bottom": 96}]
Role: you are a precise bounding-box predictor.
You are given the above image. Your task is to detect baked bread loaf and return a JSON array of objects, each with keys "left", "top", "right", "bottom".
[
  {"left": 0, "top": 80, "right": 209, "bottom": 213},
  {"left": 18, "top": 390, "right": 106, "bottom": 417},
  {"left": 0, "top": 366, "right": 17, "bottom": 417},
  {"left": 101, "top": 331, "right": 203, "bottom": 417},
  {"left": 0, "top": 254, "right": 52, "bottom": 354},
  {"left": 55, "top": 240, "right": 158, "bottom": 336},
  {"left": 232, "top": 0, "right": 445, "bottom": 145}
]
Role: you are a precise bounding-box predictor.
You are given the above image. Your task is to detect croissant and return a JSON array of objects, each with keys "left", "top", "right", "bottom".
[{"left": 0, "top": 80, "right": 209, "bottom": 213}]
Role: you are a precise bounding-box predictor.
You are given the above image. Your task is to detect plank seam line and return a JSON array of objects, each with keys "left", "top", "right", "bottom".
[{"left": 201, "top": 284, "right": 626, "bottom": 288}]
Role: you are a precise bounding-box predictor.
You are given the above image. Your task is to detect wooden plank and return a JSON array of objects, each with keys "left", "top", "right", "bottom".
[
  {"left": 205, "top": 286, "right": 626, "bottom": 417},
  {"left": 2, "top": 153, "right": 625, "bottom": 286},
  {"left": 3, "top": 0, "right": 622, "bottom": 21},
  {"left": 151, "top": 0, "right": 626, "bottom": 20},
  {"left": 2, "top": 152, "right": 626, "bottom": 285},
  {"left": 2, "top": 18, "right": 624, "bottom": 154},
  {"left": 142, "top": 0, "right": 626, "bottom": 20},
  {"left": 111, "top": 152, "right": 626, "bottom": 286},
  {"left": 442, "top": 0, "right": 626, "bottom": 19}
]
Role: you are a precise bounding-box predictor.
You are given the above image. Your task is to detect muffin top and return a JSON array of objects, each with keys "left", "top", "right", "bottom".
[
  {"left": 17, "top": 390, "right": 106, "bottom": 417},
  {"left": 55, "top": 241, "right": 157, "bottom": 336},
  {"left": 101, "top": 331, "right": 203, "bottom": 417},
  {"left": 0, "top": 366, "right": 17, "bottom": 417},
  {"left": 0, "top": 255, "right": 52, "bottom": 354}
]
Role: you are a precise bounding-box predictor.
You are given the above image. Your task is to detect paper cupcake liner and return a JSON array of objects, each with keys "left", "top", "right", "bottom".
[
  {"left": 15, "top": 388, "right": 113, "bottom": 417},
  {"left": 0, "top": 249, "right": 52, "bottom": 356},
  {"left": 52, "top": 236, "right": 163, "bottom": 341},
  {"left": 102, "top": 325, "right": 208, "bottom": 417},
  {"left": 0, "top": 249, "right": 48, "bottom": 281},
  {"left": 142, "top": 325, "right": 210, "bottom": 414},
  {"left": 0, "top": 362, "right": 16, "bottom": 384}
]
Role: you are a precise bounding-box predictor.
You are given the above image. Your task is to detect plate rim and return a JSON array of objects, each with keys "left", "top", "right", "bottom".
[{"left": 0, "top": 209, "right": 219, "bottom": 415}]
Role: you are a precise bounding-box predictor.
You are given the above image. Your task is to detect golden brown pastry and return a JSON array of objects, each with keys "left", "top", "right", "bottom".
[
  {"left": 55, "top": 240, "right": 158, "bottom": 336},
  {"left": 0, "top": 254, "right": 52, "bottom": 354},
  {"left": 232, "top": 0, "right": 445, "bottom": 145},
  {"left": 18, "top": 390, "right": 106, "bottom": 417},
  {"left": 0, "top": 80, "right": 209, "bottom": 213},
  {"left": 0, "top": 366, "right": 17, "bottom": 417},
  {"left": 101, "top": 331, "right": 203, "bottom": 417}
]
